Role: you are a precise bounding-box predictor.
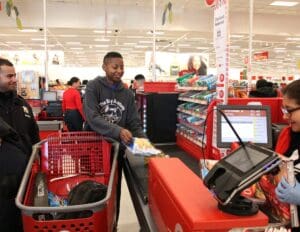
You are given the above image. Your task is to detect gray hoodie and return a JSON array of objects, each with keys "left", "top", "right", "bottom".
[{"left": 83, "top": 76, "right": 145, "bottom": 141}]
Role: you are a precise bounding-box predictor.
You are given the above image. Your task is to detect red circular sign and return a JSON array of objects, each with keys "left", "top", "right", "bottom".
[
  {"left": 219, "top": 74, "right": 224, "bottom": 82},
  {"left": 204, "top": 0, "right": 216, "bottom": 7}
]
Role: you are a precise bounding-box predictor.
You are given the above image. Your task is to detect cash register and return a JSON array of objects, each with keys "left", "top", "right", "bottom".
[{"left": 203, "top": 104, "right": 282, "bottom": 216}]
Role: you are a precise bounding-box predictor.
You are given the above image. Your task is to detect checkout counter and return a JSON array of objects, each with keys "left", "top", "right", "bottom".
[{"left": 124, "top": 151, "right": 269, "bottom": 232}]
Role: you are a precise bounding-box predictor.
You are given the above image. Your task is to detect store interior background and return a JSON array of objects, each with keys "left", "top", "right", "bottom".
[{"left": 0, "top": 0, "right": 300, "bottom": 84}]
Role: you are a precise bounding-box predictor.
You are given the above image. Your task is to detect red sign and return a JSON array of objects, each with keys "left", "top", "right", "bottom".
[
  {"left": 219, "top": 73, "right": 224, "bottom": 82},
  {"left": 205, "top": 0, "right": 216, "bottom": 7},
  {"left": 253, "top": 51, "right": 269, "bottom": 61}
]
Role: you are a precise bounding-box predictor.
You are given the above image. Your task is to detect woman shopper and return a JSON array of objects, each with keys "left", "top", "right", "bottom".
[{"left": 62, "top": 77, "right": 85, "bottom": 131}]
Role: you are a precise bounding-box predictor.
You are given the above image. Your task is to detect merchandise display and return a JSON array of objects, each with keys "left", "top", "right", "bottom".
[{"left": 176, "top": 74, "right": 217, "bottom": 158}]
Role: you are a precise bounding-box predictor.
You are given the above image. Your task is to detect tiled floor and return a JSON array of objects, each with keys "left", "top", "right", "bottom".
[{"left": 118, "top": 173, "right": 140, "bottom": 232}]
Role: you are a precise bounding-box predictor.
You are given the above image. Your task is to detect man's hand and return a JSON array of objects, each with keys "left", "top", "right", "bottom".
[{"left": 120, "top": 129, "right": 133, "bottom": 144}]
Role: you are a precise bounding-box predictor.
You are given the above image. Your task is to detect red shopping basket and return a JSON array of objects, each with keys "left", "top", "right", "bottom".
[{"left": 16, "top": 132, "right": 119, "bottom": 232}]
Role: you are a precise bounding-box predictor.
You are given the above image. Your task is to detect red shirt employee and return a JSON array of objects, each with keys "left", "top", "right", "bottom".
[{"left": 62, "top": 77, "right": 85, "bottom": 131}]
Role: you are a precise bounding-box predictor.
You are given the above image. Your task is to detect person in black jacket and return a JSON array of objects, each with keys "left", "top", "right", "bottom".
[
  {"left": 0, "top": 58, "right": 40, "bottom": 231},
  {"left": 249, "top": 79, "right": 278, "bottom": 98}
]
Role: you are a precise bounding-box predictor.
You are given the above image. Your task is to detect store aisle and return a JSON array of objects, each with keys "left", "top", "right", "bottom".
[{"left": 118, "top": 173, "right": 140, "bottom": 232}]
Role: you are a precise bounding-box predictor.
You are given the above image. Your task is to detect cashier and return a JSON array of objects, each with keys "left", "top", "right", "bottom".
[{"left": 275, "top": 79, "right": 300, "bottom": 206}]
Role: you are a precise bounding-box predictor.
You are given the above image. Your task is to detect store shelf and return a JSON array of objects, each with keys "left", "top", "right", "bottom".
[
  {"left": 177, "top": 121, "right": 205, "bottom": 134},
  {"left": 176, "top": 86, "right": 208, "bottom": 91},
  {"left": 178, "top": 97, "right": 208, "bottom": 105},
  {"left": 176, "top": 133, "right": 205, "bottom": 159},
  {"left": 177, "top": 108, "right": 206, "bottom": 119}
]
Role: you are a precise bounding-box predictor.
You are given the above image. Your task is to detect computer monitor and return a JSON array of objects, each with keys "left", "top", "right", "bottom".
[
  {"left": 216, "top": 104, "right": 272, "bottom": 149},
  {"left": 42, "top": 91, "right": 57, "bottom": 101}
]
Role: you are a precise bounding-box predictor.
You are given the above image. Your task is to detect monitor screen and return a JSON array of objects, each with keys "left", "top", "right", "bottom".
[
  {"left": 42, "top": 91, "right": 57, "bottom": 101},
  {"left": 217, "top": 105, "right": 272, "bottom": 148}
]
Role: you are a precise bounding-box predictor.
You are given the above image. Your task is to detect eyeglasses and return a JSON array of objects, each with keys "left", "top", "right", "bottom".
[{"left": 281, "top": 106, "right": 300, "bottom": 115}]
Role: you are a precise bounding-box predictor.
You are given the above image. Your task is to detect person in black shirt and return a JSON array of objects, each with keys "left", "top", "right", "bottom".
[{"left": 0, "top": 58, "right": 40, "bottom": 231}]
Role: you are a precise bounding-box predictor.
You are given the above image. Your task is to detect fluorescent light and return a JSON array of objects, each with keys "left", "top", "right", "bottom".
[
  {"left": 270, "top": 1, "right": 299, "bottom": 6},
  {"left": 230, "top": 34, "right": 244, "bottom": 38},
  {"left": 123, "top": 42, "right": 137, "bottom": 45},
  {"left": 18, "top": 28, "right": 38, "bottom": 32},
  {"left": 66, "top": 42, "right": 81, "bottom": 45},
  {"left": 40, "top": 44, "right": 55, "bottom": 47},
  {"left": 6, "top": 41, "right": 22, "bottom": 44},
  {"left": 70, "top": 47, "right": 84, "bottom": 50},
  {"left": 196, "top": 47, "right": 209, "bottom": 50},
  {"left": 94, "top": 44, "right": 109, "bottom": 48},
  {"left": 31, "top": 38, "right": 44, "bottom": 41},
  {"left": 94, "top": 38, "right": 110, "bottom": 42},
  {"left": 93, "top": 30, "right": 112, "bottom": 34},
  {"left": 274, "top": 47, "right": 286, "bottom": 50},
  {"left": 59, "top": 34, "right": 77, "bottom": 37},
  {"left": 286, "top": 37, "right": 300, "bottom": 41}
]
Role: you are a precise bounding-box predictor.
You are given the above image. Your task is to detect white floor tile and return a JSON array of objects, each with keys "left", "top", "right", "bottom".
[{"left": 118, "top": 172, "right": 140, "bottom": 231}]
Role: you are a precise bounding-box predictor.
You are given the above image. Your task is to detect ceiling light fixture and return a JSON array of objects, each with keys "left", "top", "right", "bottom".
[
  {"left": 18, "top": 28, "right": 38, "bottom": 33},
  {"left": 94, "top": 38, "right": 110, "bottom": 42},
  {"left": 6, "top": 41, "right": 22, "bottom": 44},
  {"left": 70, "top": 47, "right": 84, "bottom": 50},
  {"left": 66, "top": 42, "right": 81, "bottom": 45},
  {"left": 270, "top": 1, "right": 299, "bottom": 6},
  {"left": 59, "top": 35, "right": 78, "bottom": 38},
  {"left": 230, "top": 34, "right": 244, "bottom": 38},
  {"left": 94, "top": 45, "right": 109, "bottom": 48},
  {"left": 93, "top": 30, "right": 112, "bottom": 34},
  {"left": 286, "top": 37, "right": 300, "bottom": 41},
  {"left": 31, "top": 38, "right": 44, "bottom": 41}
]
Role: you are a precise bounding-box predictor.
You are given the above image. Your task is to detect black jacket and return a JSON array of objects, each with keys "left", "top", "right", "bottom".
[
  {"left": 0, "top": 91, "right": 40, "bottom": 158},
  {"left": 249, "top": 86, "right": 277, "bottom": 98}
]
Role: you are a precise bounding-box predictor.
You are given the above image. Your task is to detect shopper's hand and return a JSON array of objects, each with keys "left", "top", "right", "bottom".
[
  {"left": 275, "top": 177, "right": 300, "bottom": 205},
  {"left": 120, "top": 129, "right": 133, "bottom": 145}
]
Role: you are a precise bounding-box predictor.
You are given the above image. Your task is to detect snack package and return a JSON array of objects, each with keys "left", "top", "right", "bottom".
[
  {"left": 127, "top": 138, "right": 161, "bottom": 156},
  {"left": 48, "top": 191, "right": 68, "bottom": 207}
]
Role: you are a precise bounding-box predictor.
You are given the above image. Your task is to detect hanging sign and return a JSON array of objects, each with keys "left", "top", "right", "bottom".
[
  {"left": 253, "top": 51, "right": 269, "bottom": 61},
  {"left": 205, "top": 0, "right": 216, "bottom": 7},
  {"left": 214, "top": 0, "right": 229, "bottom": 104}
]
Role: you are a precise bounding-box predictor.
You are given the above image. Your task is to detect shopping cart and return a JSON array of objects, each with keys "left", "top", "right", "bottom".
[{"left": 16, "top": 132, "right": 119, "bottom": 232}]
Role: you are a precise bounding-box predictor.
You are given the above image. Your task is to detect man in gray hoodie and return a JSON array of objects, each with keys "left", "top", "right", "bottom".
[{"left": 83, "top": 51, "right": 146, "bottom": 225}]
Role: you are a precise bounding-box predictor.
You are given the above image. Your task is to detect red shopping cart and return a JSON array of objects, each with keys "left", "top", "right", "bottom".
[{"left": 16, "top": 132, "right": 119, "bottom": 232}]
